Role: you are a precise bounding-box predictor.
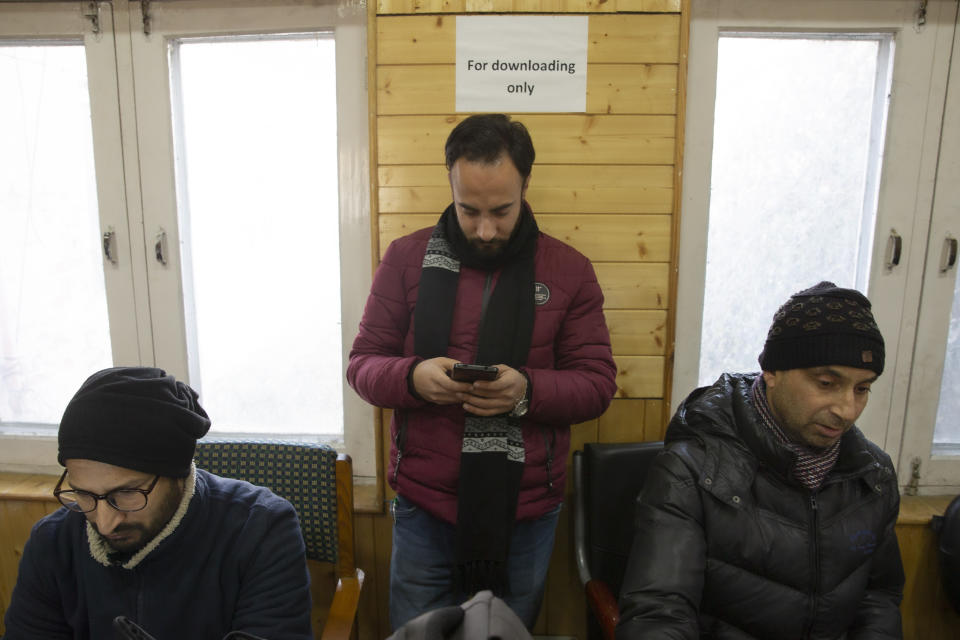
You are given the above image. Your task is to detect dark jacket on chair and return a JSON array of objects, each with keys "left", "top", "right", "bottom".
[
  {"left": 3, "top": 467, "right": 312, "bottom": 640},
  {"left": 617, "top": 373, "right": 904, "bottom": 640}
]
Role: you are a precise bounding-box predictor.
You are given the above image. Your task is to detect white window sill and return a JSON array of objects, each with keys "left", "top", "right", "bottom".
[
  {"left": 0, "top": 429, "right": 384, "bottom": 513},
  {"left": 0, "top": 430, "right": 61, "bottom": 475}
]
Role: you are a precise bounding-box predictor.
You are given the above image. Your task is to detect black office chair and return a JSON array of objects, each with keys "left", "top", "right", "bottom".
[
  {"left": 933, "top": 493, "right": 960, "bottom": 613},
  {"left": 573, "top": 441, "right": 664, "bottom": 640}
]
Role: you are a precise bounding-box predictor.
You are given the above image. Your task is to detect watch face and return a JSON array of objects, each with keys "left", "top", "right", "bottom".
[{"left": 511, "top": 399, "right": 529, "bottom": 418}]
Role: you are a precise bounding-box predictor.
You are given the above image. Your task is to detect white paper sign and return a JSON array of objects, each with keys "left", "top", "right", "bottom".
[{"left": 456, "top": 16, "right": 588, "bottom": 113}]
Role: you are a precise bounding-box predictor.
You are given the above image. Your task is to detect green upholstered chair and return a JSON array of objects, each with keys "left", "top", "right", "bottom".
[{"left": 194, "top": 440, "right": 363, "bottom": 640}]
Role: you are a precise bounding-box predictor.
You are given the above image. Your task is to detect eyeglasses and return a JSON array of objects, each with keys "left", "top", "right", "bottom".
[{"left": 53, "top": 470, "right": 161, "bottom": 513}]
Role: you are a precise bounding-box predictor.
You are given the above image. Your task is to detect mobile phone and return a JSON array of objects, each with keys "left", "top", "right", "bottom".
[{"left": 449, "top": 363, "right": 499, "bottom": 382}]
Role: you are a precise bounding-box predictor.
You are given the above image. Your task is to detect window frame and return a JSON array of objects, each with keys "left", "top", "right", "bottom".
[
  {"left": 0, "top": 0, "right": 375, "bottom": 480},
  {"left": 897, "top": 10, "right": 960, "bottom": 492},
  {"left": 0, "top": 1, "right": 138, "bottom": 475}
]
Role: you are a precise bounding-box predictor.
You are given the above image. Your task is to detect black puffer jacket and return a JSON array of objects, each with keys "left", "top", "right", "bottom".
[{"left": 617, "top": 373, "right": 903, "bottom": 640}]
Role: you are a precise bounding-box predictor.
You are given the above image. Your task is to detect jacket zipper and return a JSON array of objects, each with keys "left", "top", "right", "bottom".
[
  {"left": 135, "top": 570, "right": 144, "bottom": 627},
  {"left": 393, "top": 411, "right": 408, "bottom": 483},
  {"left": 473, "top": 272, "right": 495, "bottom": 361},
  {"left": 481, "top": 272, "right": 493, "bottom": 318},
  {"left": 116, "top": 567, "right": 138, "bottom": 620},
  {"left": 794, "top": 458, "right": 884, "bottom": 638},
  {"left": 803, "top": 492, "right": 821, "bottom": 639},
  {"left": 542, "top": 427, "right": 556, "bottom": 490}
]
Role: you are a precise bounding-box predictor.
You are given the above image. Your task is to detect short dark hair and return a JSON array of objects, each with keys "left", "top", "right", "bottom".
[{"left": 444, "top": 114, "right": 535, "bottom": 179}]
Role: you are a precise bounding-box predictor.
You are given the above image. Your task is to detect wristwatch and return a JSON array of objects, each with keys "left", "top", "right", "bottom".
[
  {"left": 509, "top": 395, "right": 529, "bottom": 418},
  {"left": 509, "top": 373, "right": 531, "bottom": 418}
]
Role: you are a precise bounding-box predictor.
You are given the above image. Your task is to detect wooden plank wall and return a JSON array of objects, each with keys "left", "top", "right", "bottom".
[
  {"left": 0, "top": 478, "right": 60, "bottom": 635},
  {"left": 372, "top": 7, "right": 684, "bottom": 423},
  {"left": 374, "top": 3, "right": 686, "bottom": 401},
  {"left": 358, "top": 0, "right": 688, "bottom": 637}
]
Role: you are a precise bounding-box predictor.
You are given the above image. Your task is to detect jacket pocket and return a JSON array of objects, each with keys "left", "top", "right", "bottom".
[{"left": 390, "top": 494, "right": 418, "bottom": 522}]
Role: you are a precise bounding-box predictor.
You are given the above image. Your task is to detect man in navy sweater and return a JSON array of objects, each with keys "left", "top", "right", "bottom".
[{"left": 3, "top": 367, "right": 313, "bottom": 640}]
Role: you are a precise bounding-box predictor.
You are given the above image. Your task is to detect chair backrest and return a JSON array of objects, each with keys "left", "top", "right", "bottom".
[
  {"left": 194, "top": 439, "right": 354, "bottom": 575},
  {"left": 937, "top": 493, "right": 960, "bottom": 613},
  {"left": 574, "top": 441, "right": 664, "bottom": 597}
]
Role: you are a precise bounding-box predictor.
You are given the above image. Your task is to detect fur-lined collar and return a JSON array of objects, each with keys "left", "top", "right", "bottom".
[{"left": 87, "top": 462, "right": 197, "bottom": 569}]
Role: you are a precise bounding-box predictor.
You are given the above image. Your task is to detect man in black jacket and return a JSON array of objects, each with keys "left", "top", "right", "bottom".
[{"left": 617, "top": 282, "right": 904, "bottom": 640}]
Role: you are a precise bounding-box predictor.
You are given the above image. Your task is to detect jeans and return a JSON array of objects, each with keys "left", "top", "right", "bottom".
[{"left": 389, "top": 494, "right": 562, "bottom": 631}]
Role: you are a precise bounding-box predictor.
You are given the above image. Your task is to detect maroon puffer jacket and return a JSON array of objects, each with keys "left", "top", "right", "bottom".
[{"left": 347, "top": 224, "right": 618, "bottom": 523}]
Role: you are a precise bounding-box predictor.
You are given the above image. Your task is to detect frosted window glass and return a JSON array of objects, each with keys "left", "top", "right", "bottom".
[
  {"left": 699, "top": 36, "right": 886, "bottom": 386},
  {"left": 0, "top": 45, "right": 112, "bottom": 426},
  {"left": 173, "top": 36, "right": 342, "bottom": 436},
  {"left": 934, "top": 266, "right": 960, "bottom": 446}
]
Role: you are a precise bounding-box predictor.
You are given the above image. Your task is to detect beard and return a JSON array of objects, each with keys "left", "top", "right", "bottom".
[
  {"left": 91, "top": 480, "right": 184, "bottom": 554},
  {"left": 467, "top": 236, "right": 507, "bottom": 258}
]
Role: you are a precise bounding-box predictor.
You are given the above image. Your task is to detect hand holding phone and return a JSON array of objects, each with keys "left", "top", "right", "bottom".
[{"left": 449, "top": 363, "right": 499, "bottom": 382}]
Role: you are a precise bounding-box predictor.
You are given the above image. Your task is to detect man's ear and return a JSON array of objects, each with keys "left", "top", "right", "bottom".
[
  {"left": 762, "top": 370, "right": 778, "bottom": 389},
  {"left": 448, "top": 170, "right": 459, "bottom": 206}
]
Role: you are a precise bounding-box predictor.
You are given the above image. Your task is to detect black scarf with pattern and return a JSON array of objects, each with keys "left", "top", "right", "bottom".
[{"left": 414, "top": 202, "right": 538, "bottom": 596}]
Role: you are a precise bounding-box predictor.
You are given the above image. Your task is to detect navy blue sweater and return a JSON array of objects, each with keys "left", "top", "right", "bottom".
[{"left": 3, "top": 468, "right": 312, "bottom": 639}]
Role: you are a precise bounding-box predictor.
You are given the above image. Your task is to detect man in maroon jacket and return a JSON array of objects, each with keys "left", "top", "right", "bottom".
[{"left": 347, "top": 114, "right": 618, "bottom": 630}]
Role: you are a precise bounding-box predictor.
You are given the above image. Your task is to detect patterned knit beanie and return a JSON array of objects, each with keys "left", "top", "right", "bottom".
[
  {"left": 758, "top": 281, "right": 885, "bottom": 375},
  {"left": 58, "top": 367, "right": 211, "bottom": 477}
]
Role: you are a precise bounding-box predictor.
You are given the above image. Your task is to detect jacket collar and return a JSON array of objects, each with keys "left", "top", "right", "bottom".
[{"left": 669, "top": 373, "right": 887, "bottom": 496}]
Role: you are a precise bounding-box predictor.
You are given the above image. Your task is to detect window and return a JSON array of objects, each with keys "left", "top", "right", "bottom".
[
  {"left": 676, "top": 0, "right": 960, "bottom": 490},
  {"left": 897, "top": 14, "right": 960, "bottom": 487},
  {"left": 0, "top": 1, "right": 373, "bottom": 477},
  {"left": 933, "top": 271, "right": 960, "bottom": 449},
  {"left": 0, "top": 43, "right": 112, "bottom": 426},
  {"left": 170, "top": 35, "right": 343, "bottom": 438},
  {"left": 698, "top": 33, "right": 891, "bottom": 385}
]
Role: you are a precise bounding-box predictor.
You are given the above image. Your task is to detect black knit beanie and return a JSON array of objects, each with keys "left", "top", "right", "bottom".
[
  {"left": 58, "top": 367, "right": 211, "bottom": 477},
  {"left": 758, "top": 281, "right": 885, "bottom": 375}
]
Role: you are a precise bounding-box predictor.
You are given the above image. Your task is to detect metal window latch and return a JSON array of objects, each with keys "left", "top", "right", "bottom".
[
  {"left": 884, "top": 229, "right": 902, "bottom": 271},
  {"left": 83, "top": 2, "right": 100, "bottom": 36},
  {"left": 940, "top": 235, "right": 958, "bottom": 273},
  {"left": 155, "top": 229, "right": 168, "bottom": 266},
  {"left": 102, "top": 228, "right": 118, "bottom": 264},
  {"left": 142, "top": 0, "right": 152, "bottom": 36},
  {"left": 905, "top": 457, "right": 921, "bottom": 496}
]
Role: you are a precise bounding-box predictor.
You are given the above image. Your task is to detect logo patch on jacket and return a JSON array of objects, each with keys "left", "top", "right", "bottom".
[
  {"left": 849, "top": 530, "right": 877, "bottom": 554},
  {"left": 534, "top": 282, "right": 550, "bottom": 306}
]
